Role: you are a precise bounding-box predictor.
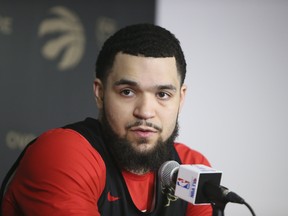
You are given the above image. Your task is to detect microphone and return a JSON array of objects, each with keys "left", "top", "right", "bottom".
[{"left": 158, "top": 160, "right": 245, "bottom": 205}]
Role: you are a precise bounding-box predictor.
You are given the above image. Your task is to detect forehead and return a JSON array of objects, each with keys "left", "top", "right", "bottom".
[{"left": 108, "top": 53, "right": 180, "bottom": 87}]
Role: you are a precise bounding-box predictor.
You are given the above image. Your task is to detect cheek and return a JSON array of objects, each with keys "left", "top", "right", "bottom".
[
  {"left": 104, "top": 97, "right": 131, "bottom": 133},
  {"left": 159, "top": 108, "right": 179, "bottom": 134}
]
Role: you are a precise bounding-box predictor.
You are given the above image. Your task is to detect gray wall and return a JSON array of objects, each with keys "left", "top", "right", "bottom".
[
  {"left": 157, "top": 0, "right": 288, "bottom": 215},
  {"left": 0, "top": 0, "right": 155, "bottom": 183}
]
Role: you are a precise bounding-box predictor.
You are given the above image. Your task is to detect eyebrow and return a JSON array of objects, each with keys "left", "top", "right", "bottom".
[
  {"left": 157, "top": 84, "right": 177, "bottom": 91},
  {"left": 114, "top": 79, "right": 137, "bottom": 87},
  {"left": 113, "top": 79, "right": 177, "bottom": 91}
]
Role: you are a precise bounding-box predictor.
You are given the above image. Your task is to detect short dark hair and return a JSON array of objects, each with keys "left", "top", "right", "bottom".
[{"left": 95, "top": 23, "right": 186, "bottom": 85}]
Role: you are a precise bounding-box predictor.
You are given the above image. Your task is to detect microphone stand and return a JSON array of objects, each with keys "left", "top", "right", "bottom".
[
  {"left": 211, "top": 200, "right": 228, "bottom": 216},
  {"left": 204, "top": 183, "right": 231, "bottom": 216}
]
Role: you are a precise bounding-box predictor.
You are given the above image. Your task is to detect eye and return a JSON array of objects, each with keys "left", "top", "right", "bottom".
[
  {"left": 157, "top": 91, "right": 171, "bottom": 100},
  {"left": 120, "top": 89, "right": 134, "bottom": 97}
]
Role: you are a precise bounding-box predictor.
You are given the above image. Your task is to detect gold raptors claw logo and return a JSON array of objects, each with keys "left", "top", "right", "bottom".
[{"left": 38, "top": 6, "right": 85, "bottom": 71}]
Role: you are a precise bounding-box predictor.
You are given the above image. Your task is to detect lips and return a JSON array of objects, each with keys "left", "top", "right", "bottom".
[
  {"left": 130, "top": 126, "right": 158, "bottom": 138},
  {"left": 130, "top": 126, "right": 157, "bottom": 132}
]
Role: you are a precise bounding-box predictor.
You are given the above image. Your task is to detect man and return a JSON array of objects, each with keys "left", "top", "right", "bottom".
[{"left": 1, "top": 23, "right": 212, "bottom": 215}]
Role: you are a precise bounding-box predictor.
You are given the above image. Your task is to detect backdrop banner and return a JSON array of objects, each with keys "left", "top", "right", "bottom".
[{"left": 0, "top": 0, "right": 155, "bottom": 181}]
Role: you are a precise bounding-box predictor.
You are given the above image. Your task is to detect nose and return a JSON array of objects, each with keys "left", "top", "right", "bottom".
[{"left": 133, "top": 94, "right": 156, "bottom": 120}]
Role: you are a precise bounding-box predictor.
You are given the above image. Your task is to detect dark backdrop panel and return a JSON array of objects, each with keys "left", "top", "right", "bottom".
[{"left": 0, "top": 0, "right": 155, "bottom": 182}]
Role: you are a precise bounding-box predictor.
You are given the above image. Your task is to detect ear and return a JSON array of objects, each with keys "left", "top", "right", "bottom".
[
  {"left": 179, "top": 84, "right": 187, "bottom": 111},
  {"left": 93, "top": 78, "right": 104, "bottom": 109}
]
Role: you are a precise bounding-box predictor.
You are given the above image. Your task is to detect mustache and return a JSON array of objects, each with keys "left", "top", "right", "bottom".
[{"left": 126, "top": 120, "right": 162, "bottom": 132}]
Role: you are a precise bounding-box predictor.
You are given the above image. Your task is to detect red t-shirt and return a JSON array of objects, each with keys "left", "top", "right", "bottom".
[{"left": 2, "top": 128, "right": 212, "bottom": 216}]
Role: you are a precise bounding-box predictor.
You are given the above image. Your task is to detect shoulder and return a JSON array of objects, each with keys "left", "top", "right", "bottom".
[
  {"left": 4, "top": 127, "right": 106, "bottom": 213},
  {"left": 19, "top": 127, "right": 106, "bottom": 195},
  {"left": 174, "top": 142, "right": 211, "bottom": 166},
  {"left": 27, "top": 128, "right": 105, "bottom": 167}
]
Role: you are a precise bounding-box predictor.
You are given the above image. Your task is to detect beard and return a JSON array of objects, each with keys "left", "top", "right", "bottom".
[{"left": 100, "top": 109, "right": 179, "bottom": 174}]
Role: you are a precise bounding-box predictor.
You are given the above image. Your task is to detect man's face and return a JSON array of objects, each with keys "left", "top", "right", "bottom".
[{"left": 94, "top": 53, "right": 186, "bottom": 168}]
